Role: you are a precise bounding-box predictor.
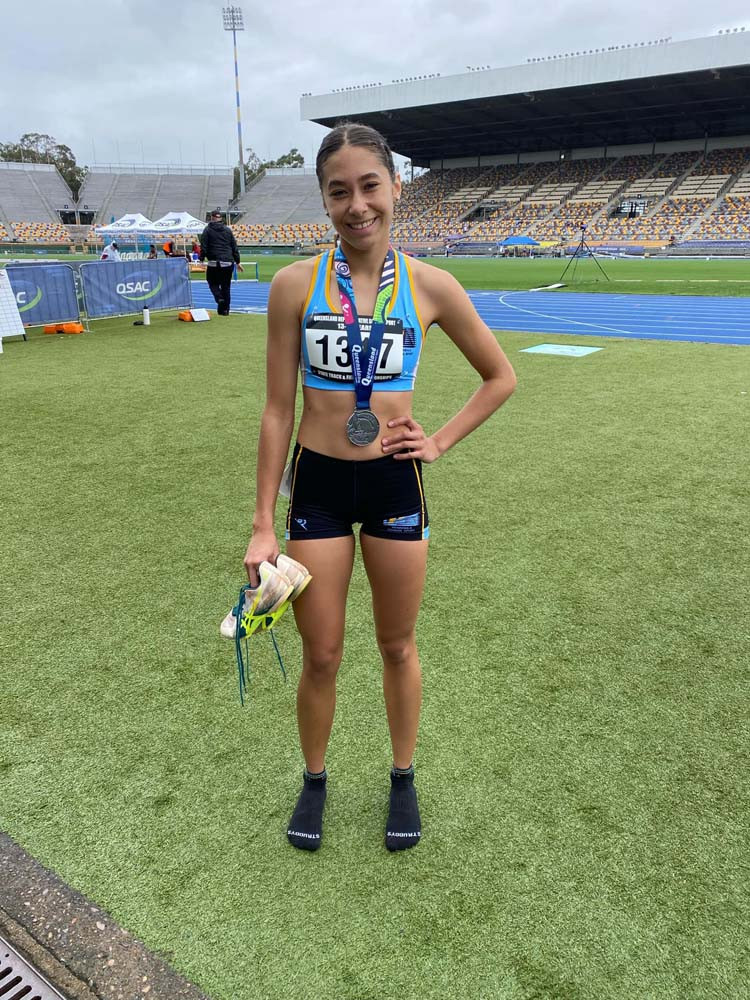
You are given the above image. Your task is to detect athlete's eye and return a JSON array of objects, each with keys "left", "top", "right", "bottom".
[{"left": 330, "top": 190, "right": 347, "bottom": 198}]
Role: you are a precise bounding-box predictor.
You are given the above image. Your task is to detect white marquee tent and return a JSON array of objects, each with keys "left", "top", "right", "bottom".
[
  {"left": 95, "top": 213, "right": 154, "bottom": 235},
  {"left": 147, "top": 212, "right": 207, "bottom": 236}
]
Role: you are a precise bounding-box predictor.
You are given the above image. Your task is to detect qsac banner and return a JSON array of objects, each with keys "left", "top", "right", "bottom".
[
  {"left": 6, "top": 264, "right": 80, "bottom": 326},
  {"left": 80, "top": 259, "right": 191, "bottom": 318}
]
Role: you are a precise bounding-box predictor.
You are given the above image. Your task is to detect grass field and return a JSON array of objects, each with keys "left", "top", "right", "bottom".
[
  {"left": 1, "top": 305, "right": 749, "bottom": 999},
  {"left": 217, "top": 254, "right": 750, "bottom": 298},
  {"left": 3, "top": 251, "right": 750, "bottom": 297}
]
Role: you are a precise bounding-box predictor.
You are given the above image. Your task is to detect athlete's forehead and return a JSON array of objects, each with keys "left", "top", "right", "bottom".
[{"left": 321, "top": 145, "right": 390, "bottom": 186}]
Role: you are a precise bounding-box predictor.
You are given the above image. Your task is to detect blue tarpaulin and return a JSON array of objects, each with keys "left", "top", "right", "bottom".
[{"left": 500, "top": 235, "right": 540, "bottom": 246}]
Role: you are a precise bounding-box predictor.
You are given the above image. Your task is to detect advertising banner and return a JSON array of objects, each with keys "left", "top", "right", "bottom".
[
  {"left": 5, "top": 264, "right": 80, "bottom": 327},
  {"left": 80, "top": 258, "right": 191, "bottom": 318}
]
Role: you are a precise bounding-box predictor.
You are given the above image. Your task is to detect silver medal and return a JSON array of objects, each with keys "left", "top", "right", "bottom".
[{"left": 346, "top": 409, "right": 380, "bottom": 447}]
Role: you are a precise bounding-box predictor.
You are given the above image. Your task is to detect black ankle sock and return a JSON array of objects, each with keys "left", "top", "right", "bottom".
[
  {"left": 386, "top": 765, "right": 421, "bottom": 851},
  {"left": 287, "top": 769, "right": 327, "bottom": 851}
]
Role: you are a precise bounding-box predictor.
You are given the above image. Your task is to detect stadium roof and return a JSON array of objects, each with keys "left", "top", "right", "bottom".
[{"left": 301, "top": 33, "right": 750, "bottom": 165}]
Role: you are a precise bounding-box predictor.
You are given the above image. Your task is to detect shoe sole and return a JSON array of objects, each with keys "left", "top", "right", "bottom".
[
  {"left": 289, "top": 574, "right": 312, "bottom": 601},
  {"left": 276, "top": 557, "right": 312, "bottom": 602},
  {"left": 220, "top": 610, "right": 238, "bottom": 639},
  {"left": 252, "top": 581, "right": 294, "bottom": 617}
]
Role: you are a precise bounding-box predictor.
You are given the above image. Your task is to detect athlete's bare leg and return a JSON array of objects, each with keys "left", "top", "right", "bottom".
[
  {"left": 360, "top": 533, "right": 429, "bottom": 769},
  {"left": 287, "top": 536, "right": 355, "bottom": 773}
]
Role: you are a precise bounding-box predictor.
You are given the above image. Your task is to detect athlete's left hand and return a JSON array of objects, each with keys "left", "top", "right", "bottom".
[{"left": 382, "top": 417, "right": 441, "bottom": 463}]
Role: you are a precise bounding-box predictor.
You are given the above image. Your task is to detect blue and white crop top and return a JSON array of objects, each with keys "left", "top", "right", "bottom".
[{"left": 300, "top": 249, "right": 426, "bottom": 392}]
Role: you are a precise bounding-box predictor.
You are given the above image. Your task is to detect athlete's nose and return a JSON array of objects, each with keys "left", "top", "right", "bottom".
[{"left": 350, "top": 189, "right": 369, "bottom": 215}]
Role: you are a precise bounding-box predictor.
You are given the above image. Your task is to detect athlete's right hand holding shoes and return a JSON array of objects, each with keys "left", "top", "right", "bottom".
[
  {"left": 244, "top": 528, "right": 279, "bottom": 588},
  {"left": 220, "top": 550, "right": 312, "bottom": 639}
]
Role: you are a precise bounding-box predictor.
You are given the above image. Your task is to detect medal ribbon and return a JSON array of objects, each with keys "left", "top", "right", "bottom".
[{"left": 334, "top": 247, "right": 395, "bottom": 410}]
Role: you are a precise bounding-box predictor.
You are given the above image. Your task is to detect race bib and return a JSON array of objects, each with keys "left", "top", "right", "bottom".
[{"left": 305, "top": 313, "right": 404, "bottom": 383}]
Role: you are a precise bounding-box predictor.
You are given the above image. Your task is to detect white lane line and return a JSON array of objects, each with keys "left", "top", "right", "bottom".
[
  {"left": 519, "top": 298, "right": 750, "bottom": 310},
  {"left": 486, "top": 320, "right": 749, "bottom": 339},
  {"left": 497, "top": 292, "right": 634, "bottom": 336},
  {"left": 512, "top": 296, "right": 750, "bottom": 314},
  {"left": 484, "top": 305, "right": 750, "bottom": 323},
  {"left": 486, "top": 312, "right": 749, "bottom": 341},
  {"left": 651, "top": 278, "right": 750, "bottom": 283},
  {"left": 485, "top": 305, "right": 750, "bottom": 329}
]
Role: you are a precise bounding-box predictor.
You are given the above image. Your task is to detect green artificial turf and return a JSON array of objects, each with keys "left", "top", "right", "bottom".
[
  {"left": 421, "top": 255, "right": 750, "bottom": 297},
  {"left": 1, "top": 312, "right": 749, "bottom": 1000},
  {"left": 214, "top": 254, "right": 750, "bottom": 297},
  {"left": 3, "top": 252, "right": 750, "bottom": 297}
]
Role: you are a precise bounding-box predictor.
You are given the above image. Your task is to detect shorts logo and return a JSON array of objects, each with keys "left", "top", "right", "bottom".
[
  {"left": 383, "top": 512, "right": 420, "bottom": 529},
  {"left": 295, "top": 518, "right": 308, "bottom": 531}
]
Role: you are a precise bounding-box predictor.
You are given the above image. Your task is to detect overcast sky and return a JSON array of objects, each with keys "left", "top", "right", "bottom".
[{"left": 2, "top": 0, "right": 748, "bottom": 173}]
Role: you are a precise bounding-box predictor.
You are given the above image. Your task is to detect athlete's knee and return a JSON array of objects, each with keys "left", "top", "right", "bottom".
[
  {"left": 302, "top": 641, "right": 344, "bottom": 680},
  {"left": 378, "top": 632, "right": 417, "bottom": 669}
]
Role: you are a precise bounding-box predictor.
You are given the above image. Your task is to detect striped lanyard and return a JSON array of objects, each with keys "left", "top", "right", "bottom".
[{"left": 333, "top": 247, "right": 395, "bottom": 408}]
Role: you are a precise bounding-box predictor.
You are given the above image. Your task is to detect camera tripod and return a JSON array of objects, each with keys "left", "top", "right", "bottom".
[{"left": 559, "top": 226, "right": 609, "bottom": 283}]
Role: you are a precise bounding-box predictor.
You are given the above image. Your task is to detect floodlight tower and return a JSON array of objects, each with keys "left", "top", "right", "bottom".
[{"left": 223, "top": 5, "right": 246, "bottom": 196}]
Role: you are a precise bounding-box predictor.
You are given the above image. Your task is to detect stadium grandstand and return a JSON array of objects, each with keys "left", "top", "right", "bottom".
[
  {"left": 0, "top": 163, "right": 236, "bottom": 250},
  {"left": 230, "top": 168, "right": 331, "bottom": 245},
  {"left": 1, "top": 32, "right": 748, "bottom": 256},
  {"left": 0, "top": 161, "right": 77, "bottom": 244},
  {"left": 0, "top": 160, "right": 331, "bottom": 251},
  {"left": 300, "top": 30, "right": 750, "bottom": 256},
  {"left": 75, "top": 165, "right": 234, "bottom": 227}
]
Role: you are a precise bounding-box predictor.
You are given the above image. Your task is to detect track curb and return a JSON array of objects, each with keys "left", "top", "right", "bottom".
[{"left": 0, "top": 833, "right": 211, "bottom": 1000}]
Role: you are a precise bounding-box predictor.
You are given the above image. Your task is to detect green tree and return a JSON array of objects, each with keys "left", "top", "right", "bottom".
[
  {"left": 239, "top": 146, "right": 305, "bottom": 192},
  {"left": 242, "top": 147, "right": 264, "bottom": 189},
  {"left": 0, "top": 133, "right": 87, "bottom": 199},
  {"left": 269, "top": 148, "right": 305, "bottom": 169}
]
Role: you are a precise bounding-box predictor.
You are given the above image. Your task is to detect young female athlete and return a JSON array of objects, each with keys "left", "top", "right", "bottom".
[{"left": 243, "top": 122, "right": 517, "bottom": 852}]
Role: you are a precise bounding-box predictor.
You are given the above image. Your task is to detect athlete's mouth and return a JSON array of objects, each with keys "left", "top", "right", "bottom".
[{"left": 348, "top": 218, "right": 377, "bottom": 231}]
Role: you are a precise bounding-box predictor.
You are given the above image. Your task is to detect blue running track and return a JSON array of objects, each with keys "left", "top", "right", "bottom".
[{"left": 191, "top": 282, "right": 750, "bottom": 346}]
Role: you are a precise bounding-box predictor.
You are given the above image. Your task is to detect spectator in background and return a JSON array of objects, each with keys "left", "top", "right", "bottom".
[
  {"left": 147, "top": 244, "right": 158, "bottom": 259},
  {"left": 200, "top": 211, "right": 243, "bottom": 316},
  {"left": 162, "top": 239, "right": 176, "bottom": 257},
  {"left": 101, "top": 240, "right": 120, "bottom": 261}
]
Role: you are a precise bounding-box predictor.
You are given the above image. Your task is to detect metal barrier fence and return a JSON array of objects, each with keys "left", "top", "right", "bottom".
[
  {"left": 5, "top": 264, "right": 79, "bottom": 326},
  {"left": 5, "top": 258, "right": 192, "bottom": 325},
  {"left": 80, "top": 258, "right": 192, "bottom": 319}
]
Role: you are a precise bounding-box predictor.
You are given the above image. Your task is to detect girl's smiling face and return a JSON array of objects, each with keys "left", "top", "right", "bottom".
[{"left": 321, "top": 143, "right": 401, "bottom": 250}]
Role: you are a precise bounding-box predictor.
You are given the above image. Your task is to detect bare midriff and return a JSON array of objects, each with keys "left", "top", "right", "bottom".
[{"left": 297, "top": 384, "right": 414, "bottom": 461}]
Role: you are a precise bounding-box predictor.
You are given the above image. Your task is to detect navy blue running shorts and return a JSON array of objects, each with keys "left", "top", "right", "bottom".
[{"left": 285, "top": 443, "right": 429, "bottom": 542}]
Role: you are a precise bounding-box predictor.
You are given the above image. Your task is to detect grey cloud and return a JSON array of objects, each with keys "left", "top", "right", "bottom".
[{"left": 2, "top": 0, "right": 748, "bottom": 169}]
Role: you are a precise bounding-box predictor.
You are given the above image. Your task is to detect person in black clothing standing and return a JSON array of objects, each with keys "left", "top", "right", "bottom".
[{"left": 200, "top": 211, "right": 243, "bottom": 315}]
